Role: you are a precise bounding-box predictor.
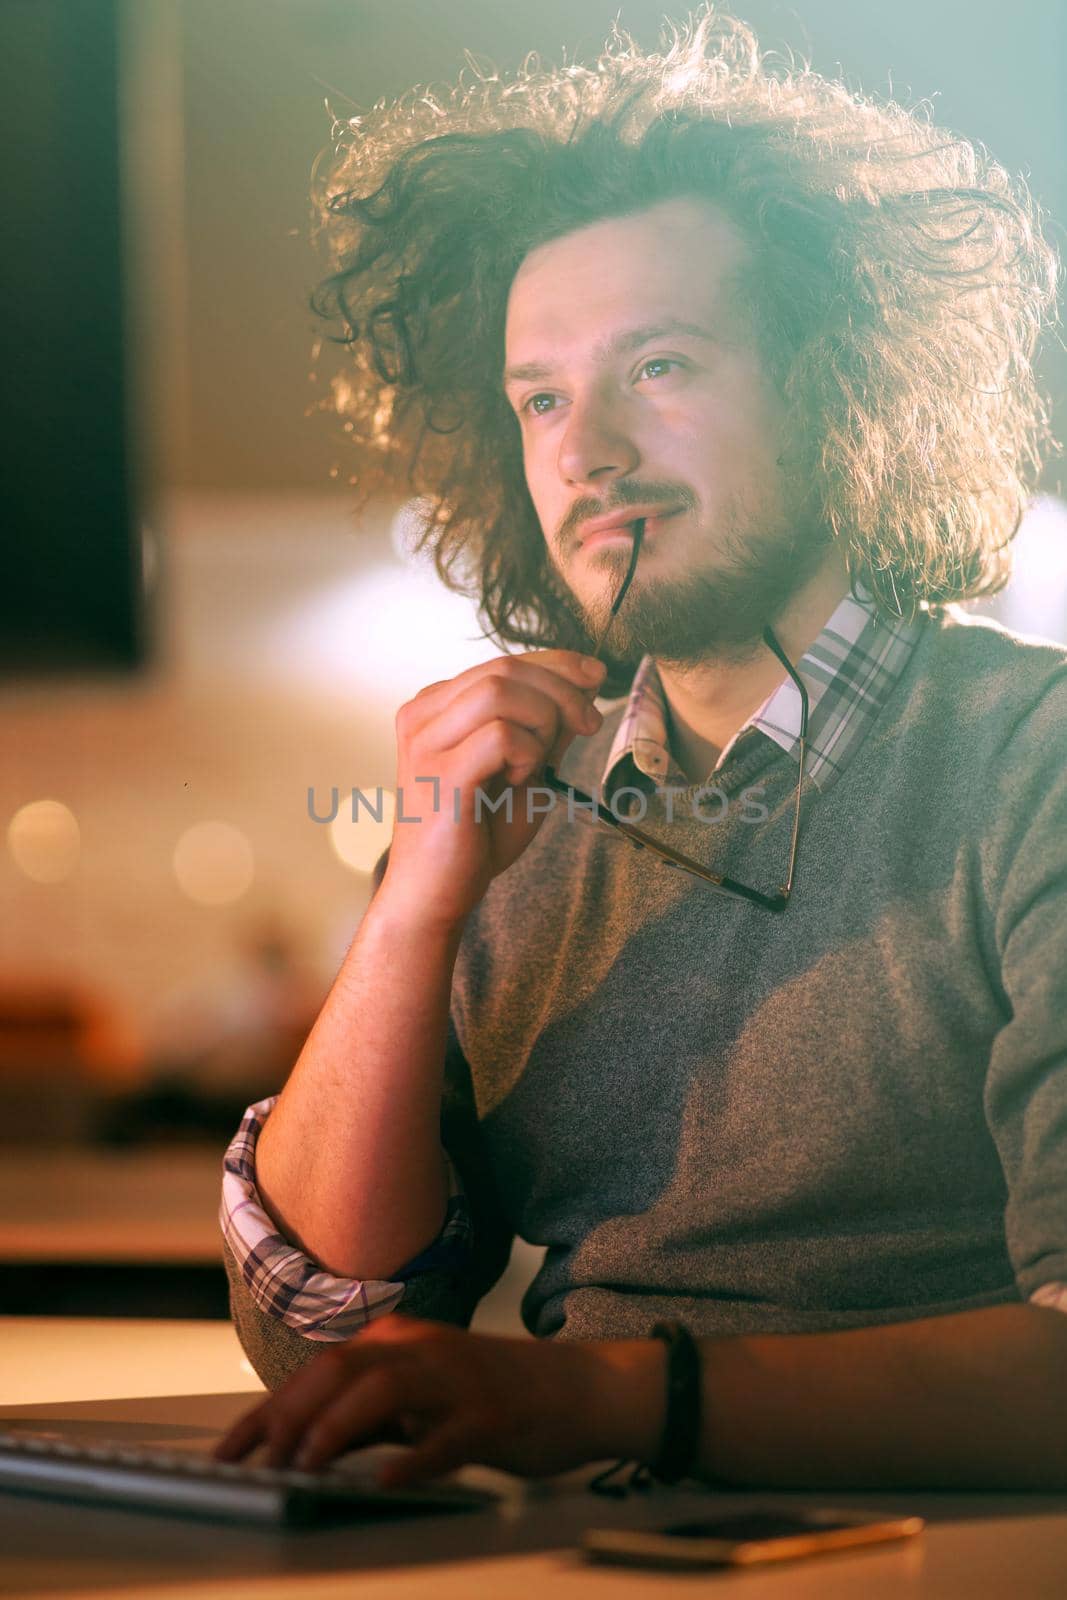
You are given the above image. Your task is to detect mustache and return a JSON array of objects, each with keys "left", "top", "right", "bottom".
[{"left": 558, "top": 484, "right": 698, "bottom": 550}]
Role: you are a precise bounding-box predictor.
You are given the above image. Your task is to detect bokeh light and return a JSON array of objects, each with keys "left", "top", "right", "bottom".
[
  {"left": 329, "top": 787, "right": 396, "bottom": 875},
  {"left": 7, "top": 800, "right": 81, "bottom": 884},
  {"left": 172, "top": 820, "right": 255, "bottom": 906}
]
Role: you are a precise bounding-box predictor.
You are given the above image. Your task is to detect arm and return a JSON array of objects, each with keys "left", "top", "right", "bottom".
[
  {"left": 252, "top": 901, "right": 461, "bottom": 1281},
  {"left": 213, "top": 1298, "right": 1067, "bottom": 1488},
  {"left": 599, "top": 1300, "right": 1067, "bottom": 1490},
  {"left": 219, "top": 855, "right": 504, "bottom": 1389},
  {"left": 220, "top": 1014, "right": 515, "bottom": 1387},
  {"left": 253, "top": 648, "right": 605, "bottom": 1282}
]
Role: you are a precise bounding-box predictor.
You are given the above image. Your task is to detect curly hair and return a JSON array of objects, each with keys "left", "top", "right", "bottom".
[{"left": 307, "top": 4, "right": 1061, "bottom": 692}]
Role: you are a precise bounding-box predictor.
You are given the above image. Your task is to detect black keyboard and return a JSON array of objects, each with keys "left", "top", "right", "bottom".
[{"left": 0, "top": 1427, "right": 496, "bottom": 1525}]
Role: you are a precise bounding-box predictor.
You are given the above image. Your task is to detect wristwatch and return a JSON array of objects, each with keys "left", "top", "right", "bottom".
[
  {"left": 647, "top": 1319, "right": 702, "bottom": 1483},
  {"left": 586, "top": 1318, "right": 704, "bottom": 1498}
]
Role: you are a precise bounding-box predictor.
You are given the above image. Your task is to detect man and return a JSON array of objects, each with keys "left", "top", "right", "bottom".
[{"left": 216, "top": 9, "right": 1067, "bottom": 1491}]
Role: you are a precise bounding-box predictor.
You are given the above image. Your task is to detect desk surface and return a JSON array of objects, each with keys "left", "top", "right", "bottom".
[
  {"left": 1, "top": 1317, "right": 263, "bottom": 1404},
  {"left": 1, "top": 1322, "right": 1065, "bottom": 1600}
]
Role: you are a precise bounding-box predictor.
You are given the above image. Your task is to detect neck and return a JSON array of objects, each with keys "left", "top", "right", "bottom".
[{"left": 655, "top": 547, "right": 852, "bottom": 786}]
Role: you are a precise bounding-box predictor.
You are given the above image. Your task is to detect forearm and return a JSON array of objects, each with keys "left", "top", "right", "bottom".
[
  {"left": 597, "top": 1303, "right": 1067, "bottom": 1491},
  {"left": 254, "top": 895, "right": 464, "bottom": 1280}
]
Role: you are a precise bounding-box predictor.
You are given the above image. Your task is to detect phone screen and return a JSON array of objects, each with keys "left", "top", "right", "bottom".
[{"left": 661, "top": 1512, "right": 859, "bottom": 1542}]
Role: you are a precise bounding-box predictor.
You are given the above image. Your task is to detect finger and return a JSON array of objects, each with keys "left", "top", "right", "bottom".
[
  {"left": 246, "top": 1345, "right": 369, "bottom": 1468},
  {"left": 213, "top": 1395, "right": 276, "bottom": 1461},
  {"left": 430, "top": 677, "right": 599, "bottom": 764},
  {"left": 402, "top": 652, "right": 606, "bottom": 735},
  {"left": 438, "top": 650, "right": 607, "bottom": 706},
  {"left": 292, "top": 1362, "right": 427, "bottom": 1472},
  {"left": 408, "top": 670, "right": 602, "bottom": 765},
  {"left": 445, "top": 718, "right": 550, "bottom": 797}
]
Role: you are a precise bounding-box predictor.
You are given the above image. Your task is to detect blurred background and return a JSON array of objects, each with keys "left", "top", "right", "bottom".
[{"left": 1, "top": 0, "right": 1064, "bottom": 1332}]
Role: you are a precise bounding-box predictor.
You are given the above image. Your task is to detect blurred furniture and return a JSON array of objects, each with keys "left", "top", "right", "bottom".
[
  {"left": 0, "top": 1145, "right": 229, "bottom": 1317},
  {"left": 0, "top": 973, "right": 262, "bottom": 1317},
  {"left": 0, "top": 980, "right": 144, "bottom": 1144}
]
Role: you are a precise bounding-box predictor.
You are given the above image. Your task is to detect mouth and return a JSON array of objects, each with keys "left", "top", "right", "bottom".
[{"left": 579, "top": 507, "right": 684, "bottom": 551}]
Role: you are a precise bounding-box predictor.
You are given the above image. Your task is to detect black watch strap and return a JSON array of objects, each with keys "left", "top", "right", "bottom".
[{"left": 647, "top": 1319, "right": 702, "bottom": 1483}]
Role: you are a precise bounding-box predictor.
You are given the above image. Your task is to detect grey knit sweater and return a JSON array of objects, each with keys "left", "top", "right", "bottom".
[{"left": 226, "top": 605, "right": 1067, "bottom": 1388}]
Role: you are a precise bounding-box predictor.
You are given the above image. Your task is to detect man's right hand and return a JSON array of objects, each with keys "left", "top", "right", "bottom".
[{"left": 375, "top": 649, "right": 607, "bottom": 931}]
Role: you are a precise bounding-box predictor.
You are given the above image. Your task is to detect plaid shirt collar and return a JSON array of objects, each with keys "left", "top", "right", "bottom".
[{"left": 602, "top": 587, "right": 928, "bottom": 796}]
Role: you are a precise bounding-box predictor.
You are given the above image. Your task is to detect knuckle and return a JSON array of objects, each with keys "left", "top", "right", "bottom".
[{"left": 478, "top": 676, "right": 517, "bottom": 717}]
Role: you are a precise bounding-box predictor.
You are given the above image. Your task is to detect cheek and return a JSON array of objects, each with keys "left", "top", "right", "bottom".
[
  {"left": 521, "top": 445, "right": 560, "bottom": 518},
  {"left": 649, "top": 400, "right": 737, "bottom": 483},
  {"left": 671, "top": 388, "right": 783, "bottom": 484}
]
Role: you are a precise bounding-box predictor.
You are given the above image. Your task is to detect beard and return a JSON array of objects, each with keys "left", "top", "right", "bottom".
[{"left": 566, "top": 501, "right": 838, "bottom": 670}]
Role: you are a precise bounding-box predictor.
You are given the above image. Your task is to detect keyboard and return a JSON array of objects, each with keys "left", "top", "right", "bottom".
[{"left": 0, "top": 1427, "right": 496, "bottom": 1526}]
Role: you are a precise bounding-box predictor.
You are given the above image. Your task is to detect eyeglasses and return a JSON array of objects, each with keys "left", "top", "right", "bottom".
[{"left": 542, "top": 623, "right": 809, "bottom": 913}]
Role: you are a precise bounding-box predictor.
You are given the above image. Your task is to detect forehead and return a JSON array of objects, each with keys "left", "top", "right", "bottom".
[{"left": 504, "top": 196, "right": 749, "bottom": 360}]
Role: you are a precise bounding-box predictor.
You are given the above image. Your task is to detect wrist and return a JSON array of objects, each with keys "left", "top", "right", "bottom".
[
  {"left": 580, "top": 1338, "right": 667, "bottom": 1464},
  {"left": 358, "top": 889, "right": 468, "bottom": 952}
]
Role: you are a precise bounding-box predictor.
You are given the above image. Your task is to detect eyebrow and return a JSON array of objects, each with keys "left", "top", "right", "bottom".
[{"left": 502, "top": 319, "right": 720, "bottom": 387}]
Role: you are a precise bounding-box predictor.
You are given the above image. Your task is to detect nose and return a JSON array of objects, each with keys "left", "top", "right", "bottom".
[{"left": 556, "top": 387, "right": 640, "bottom": 488}]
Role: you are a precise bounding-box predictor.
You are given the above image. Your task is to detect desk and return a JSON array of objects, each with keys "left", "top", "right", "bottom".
[
  {"left": 0, "top": 1145, "right": 231, "bottom": 1319},
  {"left": 0, "top": 1148, "right": 225, "bottom": 1266},
  {"left": 1, "top": 1319, "right": 1065, "bottom": 1598}
]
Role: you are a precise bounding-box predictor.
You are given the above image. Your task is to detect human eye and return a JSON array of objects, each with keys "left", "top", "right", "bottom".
[
  {"left": 520, "top": 392, "right": 560, "bottom": 419},
  {"left": 635, "top": 356, "right": 686, "bottom": 383}
]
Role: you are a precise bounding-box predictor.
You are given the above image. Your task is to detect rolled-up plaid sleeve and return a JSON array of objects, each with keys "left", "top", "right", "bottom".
[
  {"left": 219, "top": 1002, "right": 515, "bottom": 1391},
  {"left": 219, "top": 1095, "right": 472, "bottom": 1344},
  {"left": 221, "top": 847, "right": 515, "bottom": 1389}
]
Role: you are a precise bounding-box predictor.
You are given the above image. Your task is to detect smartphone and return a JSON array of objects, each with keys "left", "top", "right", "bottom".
[{"left": 583, "top": 1506, "right": 924, "bottom": 1569}]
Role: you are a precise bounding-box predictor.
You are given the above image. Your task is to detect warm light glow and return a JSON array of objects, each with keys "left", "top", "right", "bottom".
[
  {"left": 172, "top": 821, "right": 255, "bottom": 906},
  {"left": 992, "top": 495, "right": 1067, "bottom": 644},
  {"left": 390, "top": 497, "right": 436, "bottom": 565},
  {"left": 270, "top": 559, "right": 498, "bottom": 705},
  {"left": 663, "top": 63, "right": 699, "bottom": 97},
  {"left": 329, "top": 787, "right": 396, "bottom": 875},
  {"left": 7, "top": 799, "right": 81, "bottom": 883}
]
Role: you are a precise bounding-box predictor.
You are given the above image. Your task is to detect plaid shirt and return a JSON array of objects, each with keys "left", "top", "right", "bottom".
[
  {"left": 602, "top": 584, "right": 922, "bottom": 798},
  {"left": 220, "top": 587, "right": 1067, "bottom": 1336},
  {"left": 221, "top": 1100, "right": 472, "bottom": 1341}
]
